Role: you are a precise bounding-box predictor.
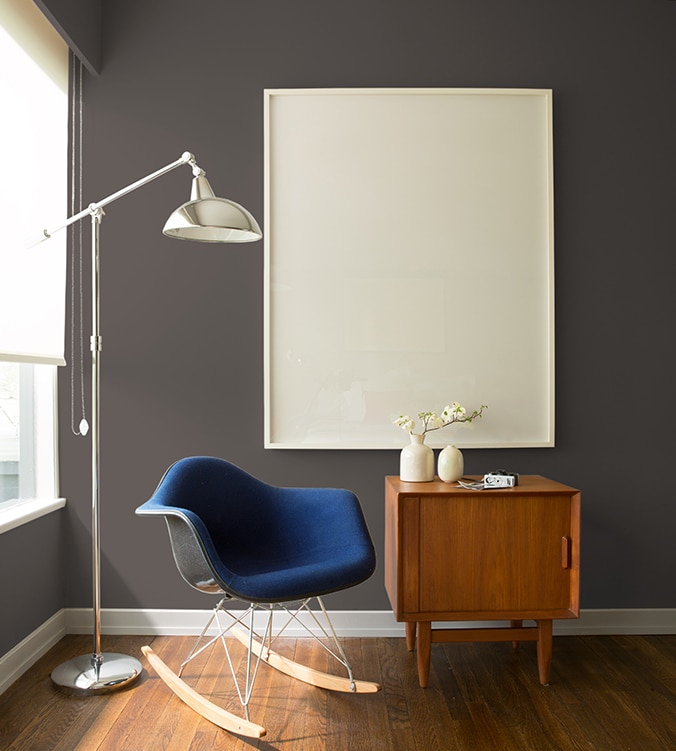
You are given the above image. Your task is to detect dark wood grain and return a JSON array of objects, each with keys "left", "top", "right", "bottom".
[{"left": 0, "top": 633, "right": 674, "bottom": 750}]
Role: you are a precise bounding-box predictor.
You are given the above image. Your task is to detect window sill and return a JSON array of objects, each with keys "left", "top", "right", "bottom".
[{"left": 0, "top": 497, "right": 66, "bottom": 534}]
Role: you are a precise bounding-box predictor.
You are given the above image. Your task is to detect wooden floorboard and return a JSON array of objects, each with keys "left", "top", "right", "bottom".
[{"left": 0, "top": 633, "right": 675, "bottom": 750}]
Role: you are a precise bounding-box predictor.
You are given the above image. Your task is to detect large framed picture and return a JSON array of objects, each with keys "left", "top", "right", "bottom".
[{"left": 264, "top": 88, "right": 554, "bottom": 449}]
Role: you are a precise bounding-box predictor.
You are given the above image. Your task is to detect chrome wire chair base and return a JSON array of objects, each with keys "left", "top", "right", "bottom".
[{"left": 142, "top": 596, "right": 380, "bottom": 738}]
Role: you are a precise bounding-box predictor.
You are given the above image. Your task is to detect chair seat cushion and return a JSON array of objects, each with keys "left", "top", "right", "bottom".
[{"left": 221, "top": 544, "right": 376, "bottom": 603}]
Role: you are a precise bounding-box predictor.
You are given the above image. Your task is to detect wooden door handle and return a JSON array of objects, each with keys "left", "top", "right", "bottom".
[{"left": 561, "top": 536, "right": 572, "bottom": 569}]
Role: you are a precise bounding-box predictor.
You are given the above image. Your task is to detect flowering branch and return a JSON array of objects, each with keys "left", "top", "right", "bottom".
[{"left": 394, "top": 402, "right": 486, "bottom": 436}]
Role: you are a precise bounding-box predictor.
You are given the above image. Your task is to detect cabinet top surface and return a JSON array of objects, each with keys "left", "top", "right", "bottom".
[{"left": 385, "top": 474, "right": 579, "bottom": 495}]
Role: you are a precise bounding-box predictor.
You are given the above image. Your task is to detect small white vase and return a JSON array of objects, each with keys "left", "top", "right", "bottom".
[
  {"left": 400, "top": 433, "right": 434, "bottom": 482},
  {"left": 438, "top": 444, "right": 464, "bottom": 483}
]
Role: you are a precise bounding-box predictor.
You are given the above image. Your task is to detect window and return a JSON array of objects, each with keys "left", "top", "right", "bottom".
[
  {"left": 0, "top": 363, "right": 20, "bottom": 504},
  {"left": 0, "top": 362, "right": 58, "bottom": 510},
  {"left": 0, "top": 0, "right": 67, "bottom": 530}
]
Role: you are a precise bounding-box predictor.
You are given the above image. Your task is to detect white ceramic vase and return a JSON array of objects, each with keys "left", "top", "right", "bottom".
[
  {"left": 437, "top": 444, "right": 464, "bottom": 483},
  {"left": 400, "top": 433, "right": 434, "bottom": 482}
]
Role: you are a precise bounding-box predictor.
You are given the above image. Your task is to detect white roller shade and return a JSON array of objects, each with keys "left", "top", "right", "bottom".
[{"left": 0, "top": 0, "right": 68, "bottom": 365}]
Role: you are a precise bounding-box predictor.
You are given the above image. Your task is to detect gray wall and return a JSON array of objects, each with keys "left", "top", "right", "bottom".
[
  {"left": 4, "top": 0, "right": 675, "bottom": 656},
  {"left": 0, "top": 513, "right": 64, "bottom": 655}
]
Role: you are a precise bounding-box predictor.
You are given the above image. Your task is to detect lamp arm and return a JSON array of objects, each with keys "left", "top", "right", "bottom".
[{"left": 42, "top": 151, "right": 200, "bottom": 239}]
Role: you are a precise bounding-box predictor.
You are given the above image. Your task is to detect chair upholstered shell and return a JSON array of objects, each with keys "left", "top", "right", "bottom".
[
  {"left": 135, "top": 456, "right": 380, "bottom": 736},
  {"left": 136, "top": 456, "right": 377, "bottom": 604}
]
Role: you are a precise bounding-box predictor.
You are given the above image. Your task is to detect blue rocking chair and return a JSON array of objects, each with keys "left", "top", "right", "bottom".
[{"left": 135, "top": 456, "right": 379, "bottom": 737}]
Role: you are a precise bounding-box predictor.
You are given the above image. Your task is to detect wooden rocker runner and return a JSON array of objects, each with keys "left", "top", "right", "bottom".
[{"left": 136, "top": 457, "right": 380, "bottom": 737}]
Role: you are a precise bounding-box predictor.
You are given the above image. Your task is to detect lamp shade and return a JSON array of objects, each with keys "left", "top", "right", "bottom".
[{"left": 163, "top": 173, "right": 262, "bottom": 243}]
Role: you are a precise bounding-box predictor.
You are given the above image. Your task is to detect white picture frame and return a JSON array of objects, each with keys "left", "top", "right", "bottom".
[{"left": 264, "top": 88, "right": 554, "bottom": 449}]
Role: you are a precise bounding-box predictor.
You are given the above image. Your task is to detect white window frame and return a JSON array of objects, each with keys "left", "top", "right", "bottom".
[
  {"left": 0, "top": 0, "right": 67, "bottom": 533},
  {"left": 19, "top": 364, "right": 36, "bottom": 500},
  {"left": 0, "top": 363, "right": 64, "bottom": 534}
]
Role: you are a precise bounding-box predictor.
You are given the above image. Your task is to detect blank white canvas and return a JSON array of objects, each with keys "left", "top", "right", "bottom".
[{"left": 264, "top": 89, "right": 554, "bottom": 449}]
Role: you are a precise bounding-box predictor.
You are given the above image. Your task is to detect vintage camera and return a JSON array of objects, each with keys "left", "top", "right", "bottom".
[{"left": 482, "top": 470, "right": 519, "bottom": 488}]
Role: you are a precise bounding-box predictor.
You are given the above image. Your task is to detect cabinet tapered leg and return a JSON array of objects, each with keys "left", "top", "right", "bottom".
[
  {"left": 511, "top": 620, "right": 523, "bottom": 650},
  {"left": 417, "top": 621, "right": 431, "bottom": 688},
  {"left": 405, "top": 621, "right": 417, "bottom": 652},
  {"left": 536, "top": 619, "right": 553, "bottom": 685}
]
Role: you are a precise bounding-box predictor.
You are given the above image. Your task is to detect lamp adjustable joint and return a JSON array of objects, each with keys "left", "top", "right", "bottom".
[
  {"left": 89, "top": 204, "right": 105, "bottom": 222},
  {"left": 181, "top": 151, "right": 204, "bottom": 178}
]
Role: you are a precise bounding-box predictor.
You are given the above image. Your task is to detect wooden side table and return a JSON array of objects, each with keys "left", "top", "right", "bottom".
[{"left": 384, "top": 475, "right": 580, "bottom": 687}]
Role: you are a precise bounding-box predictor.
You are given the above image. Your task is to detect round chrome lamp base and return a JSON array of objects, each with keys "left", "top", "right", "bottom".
[{"left": 51, "top": 653, "right": 142, "bottom": 694}]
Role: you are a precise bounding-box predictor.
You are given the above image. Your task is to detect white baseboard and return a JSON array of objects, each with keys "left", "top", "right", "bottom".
[
  {"left": 64, "top": 607, "right": 405, "bottom": 637},
  {"left": 553, "top": 608, "right": 676, "bottom": 635},
  {"left": 64, "top": 606, "right": 676, "bottom": 638},
  {"left": 3, "top": 607, "right": 674, "bottom": 696},
  {"left": 0, "top": 610, "right": 66, "bottom": 695}
]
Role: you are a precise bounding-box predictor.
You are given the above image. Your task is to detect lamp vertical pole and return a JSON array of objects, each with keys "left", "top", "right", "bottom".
[
  {"left": 90, "top": 208, "right": 103, "bottom": 669},
  {"left": 50, "top": 206, "right": 142, "bottom": 693}
]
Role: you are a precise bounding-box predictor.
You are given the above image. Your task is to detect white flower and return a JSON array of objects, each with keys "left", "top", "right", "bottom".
[
  {"left": 393, "top": 415, "right": 415, "bottom": 432},
  {"left": 429, "top": 414, "right": 445, "bottom": 429},
  {"left": 394, "top": 403, "right": 486, "bottom": 435},
  {"left": 442, "top": 402, "right": 466, "bottom": 420}
]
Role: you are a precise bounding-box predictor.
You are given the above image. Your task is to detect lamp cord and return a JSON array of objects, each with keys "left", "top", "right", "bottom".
[{"left": 69, "top": 53, "right": 87, "bottom": 436}]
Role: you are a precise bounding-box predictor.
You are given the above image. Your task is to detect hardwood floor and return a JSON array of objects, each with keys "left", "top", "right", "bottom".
[{"left": 1, "top": 633, "right": 674, "bottom": 750}]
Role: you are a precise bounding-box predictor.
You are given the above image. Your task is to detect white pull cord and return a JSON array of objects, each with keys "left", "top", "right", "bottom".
[{"left": 70, "top": 53, "right": 88, "bottom": 437}]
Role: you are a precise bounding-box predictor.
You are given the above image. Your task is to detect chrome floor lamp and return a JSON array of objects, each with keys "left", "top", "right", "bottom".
[{"left": 43, "top": 151, "right": 262, "bottom": 693}]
